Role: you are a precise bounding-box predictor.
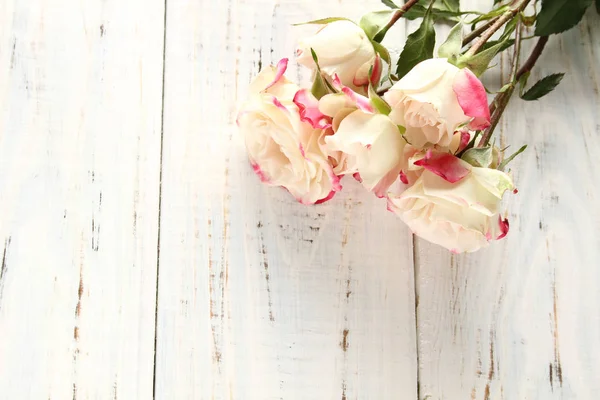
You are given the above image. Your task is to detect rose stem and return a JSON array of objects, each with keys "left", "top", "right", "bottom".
[
  {"left": 463, "top": 0, "right": 531, "bottom": 57},
  {"left": 375, "top": 0, "right": 421, "bottom": 41},
  {"left": 462, "top": 16, "right": 500, "bottom": 47},
  {"left": 482, "top": 34, "right": 549, "bottom": 145},
  {"left": 479, "top": 20, "right": 522, "bottom": 147}
]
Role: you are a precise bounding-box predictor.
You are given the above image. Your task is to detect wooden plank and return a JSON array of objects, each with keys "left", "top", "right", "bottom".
[
  {"left": 154, "top": 0, "right": 417, "bottom": 398},
  {"left": 415, "top": 3, "right": 600, "bottom": 400},
  {"left": 0, "top": 1, "right": 164, "bottom": 398}
]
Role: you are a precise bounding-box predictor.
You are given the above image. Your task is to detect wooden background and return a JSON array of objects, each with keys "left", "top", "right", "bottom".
[{"left": 0, "top": 0, "right": 598, "bottom": 399}]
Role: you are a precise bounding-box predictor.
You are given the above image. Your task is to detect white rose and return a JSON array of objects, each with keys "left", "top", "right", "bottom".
[
  {"left": 319, "top": 93, "right": 405, "bottom": 197},
  {"left": 384, "top": 58, "right": 490, "bottom": 148},
  {"left": 237, "top": 59, "right": 342, "bottom": 204},
  {"left": 296, "top": 20, "right": 380, "bottom": 94},
  {"left": 387, "top": 151, "right": 513, "bottom": 253}
]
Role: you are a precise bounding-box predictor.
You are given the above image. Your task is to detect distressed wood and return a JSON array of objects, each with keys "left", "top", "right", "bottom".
[
  {"left": 0, "top": 0, "right": 164, "bottom": 398},
  {"left": 154, "top": 0, "right": 417, "bottom": 399},
  {"left": 415, "top": 4, "right": 600, "bottom": 400},
  {"left": 1, "top": 0, "right": 599, "bottom": 398}
]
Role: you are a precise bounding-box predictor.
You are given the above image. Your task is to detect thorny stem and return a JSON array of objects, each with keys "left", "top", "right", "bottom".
[
  {"left": 464, "top": 0, "right": 532, "bottom": 57},
  {"left": 462, "top": 16, "right": 501, "bottom": 47},
  {"left": 515, "top": 35, "right": 549, "bottom": 81},
  {"left": 480, "top": 20, "right": 522, "bottom": 147},
  {"left": 374, "top": 0, "right": 421, "bottom": 42},
  {"left": 488, "top": 35, "right": 548, "bottom": 114}
]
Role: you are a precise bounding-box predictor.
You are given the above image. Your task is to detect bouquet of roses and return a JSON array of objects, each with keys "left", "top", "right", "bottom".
[{"left": 237, "top": 0, "right": 595, "bottom": 253}]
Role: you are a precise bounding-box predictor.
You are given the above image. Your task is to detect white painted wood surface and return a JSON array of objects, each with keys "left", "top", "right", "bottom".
[
  {"left": 0, "top": 0, "right": 598, "bottom": 399},
  {"left": 154, "top": 1, "right": 416, "bottom": 399},
  {"left": 415, "top": 3, "right": 600, "bottom": 400},
  {"left": 0, "top": 0, "right": 164, "bottom": 398}
]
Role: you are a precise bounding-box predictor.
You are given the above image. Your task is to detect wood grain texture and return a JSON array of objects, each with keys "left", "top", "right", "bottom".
[
  {"left": 415, "top": 4, "right": 600, "bottom": 400},
  {"left": 154, "top": 1, "right": 417, "bottom": 399},
  {"left": 0, "top": 0, "right": 164, "bottom": 398}
]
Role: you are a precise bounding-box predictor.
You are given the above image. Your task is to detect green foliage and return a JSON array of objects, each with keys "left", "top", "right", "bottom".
[
  {"left": 534, "top": 0, "right": 593, "bottom": 36},
  {"left": 293, "top": 17, "right": 350, "bottom": 26},
  {"left": 360, "top": 11, "right": 395, "bottom": 41},
  {"left": 457, "top": 38, "right": 508, "bottom": 76},
  {"left": 498, "top": 145, "right": 527, "bottom": 171},
  {"left": 520, "top": 73, "right": 565, "bottom": 101},
  {"left": 438, "top": 21, "right": 463, "bottom": 60},
  {"left": 396, "top": 3, "right": 436, "bottom": 78},
  {"left": 461, "top": 146, "right": 493, "bottom": 168},
  {"left": 381, "top": 0, "right": 400, "bottom": 8}
]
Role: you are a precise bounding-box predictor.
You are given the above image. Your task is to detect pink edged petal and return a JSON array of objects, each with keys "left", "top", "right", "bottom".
[
  {"left": 372, "top": 168, "right": 401, "bottom": 198},
  {"left": 399, "top": 170, "right": 409, "bottom": 185},
  {"left": 341, "top": 87, "right": 374, "bottom": 113},
  {"left": 272, "top": 97, "right": 289, "bottom": 114},
  {"left": 414, "top": 150, "right": 471, "bottom": 183},
  {"left": 370, "top": 55, "right": 382, "bottom": 87},
  {"left": 386, "top": 199, "right": 395, "bottom": 213},
  {"left": 264, "top": 58, "right": 289, "bottom": 91},
  {"left": 496, "top": 216, "right": 509, "bottom": 240},
  {"left": 299, "top": 144, "right": 306, "bottom": 158},
  {"left": 458, "top": 130, "right": 470, "bottom": 152},
  {"left": 353, "top": 172, "right": 362, "bottom": 183},
  {"left": 315, "top": 172, "right": 343, "bottom": 204},
  {"left": 293, "top": 89, "right": 332, "bottom": 129},
  {"left": 332, "top": 74, "right": 343, "bottom": 89},
  {"left": 453, "top": 68, "right": 490, "bottom": 130},
  {"left": 251, "top": 163, "right": 270, "bottom": 183},
  {"left": 332, "top": 74, "right": 374, "bottom": 113},
  {"left": 315, "top": 190, "right": 336, "bottom": 204}
]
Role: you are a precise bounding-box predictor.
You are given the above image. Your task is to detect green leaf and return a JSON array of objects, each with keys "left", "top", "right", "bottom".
[
  {"left": 403, "top": 5, "right": 460, "bottom": 21},
  {"left": 309, "top": 49, "right": 336, "bottom": 98},
  {"left": 372, "top": 41, "right": 392, "bottom": 65},
  {"left": 396, "top": 3, "right": 436, "bottom": 79},
  {"left": 479, "top": 38, "right": 515, "bottom": 53},
  {"left": 382, "top": 0, "right": 400, "bottom": 8},
  {"left": 534, "top": 0, "right": 593, "bottom": 36},
  {"left": 517, "top": 71, "right": 531, "bottom": 97},
  {"left": 520, "top": 73, "right": 565, "bottom": 101},
  {"left": 597, "top": 0, "right": 600, "bottom": 13},
  {"left": 498, "top": 145, "right": 527, "bottom": 171},
  {"left": 360, "top": 10, "right": 395, "bottom": 40},
  {"left": 461, "top": 146, "right": 493, "bottom": 168},
  {"left": 293, "top": 17, "right": 351, "bottom": 26},
  {"left": 469, "top": 5, "right": 509, "bottom": 26},
  {"left": 441, "top": 0, "right": 460, "bottom": 12},
  {"left": 368, "top": 83, "right": 392, "bottom": 115},
  {"left": 457, "top": 39, "right": 506, "bottom": 76},
  {"left": 438, "top": 21, "right": 463, "bottom": 59}
]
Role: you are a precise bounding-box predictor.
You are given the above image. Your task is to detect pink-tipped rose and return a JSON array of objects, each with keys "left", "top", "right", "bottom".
[
  {"left": 384, "top": 58, "right": 490, "bottom": 149},
  {"left": 296, "top": 20, "right": 381, "bottom": 94},
  {"left": 387, "top": 150, "right": 514, "bottom": 253},
  {"left": 237, "top": 59, "right": 341, "bottom": 205}
]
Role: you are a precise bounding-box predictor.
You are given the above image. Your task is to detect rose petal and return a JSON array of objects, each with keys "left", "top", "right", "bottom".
[
  {"left": 458, "top": 130, "right": 471, "bottom": 152},
  {"left": 353, "top": 172, "right": 362, "bottom": 183},
  {"left": 497, "top": 216, "right": 509, "bottom": 239},
  {"left": 332, "top": 74, "right": 374, "bottom": 113},
  {"left": 251, "top": 163, "right": 270, "bottom": 183},
  {"left": 272, "top": 97, "right": 289, "bottom": 114},
  {"left": 264, "top": 58, "right": 289, "bottom": 91},
  {"left": 293, "top": 89, "right": 332, "bottom": 129},
  {"left": 370, "top": 54, "right": 382, "bottom": 87},
  {"left": 453, "top": 68, "right": 490, "bottom": 130},
  {"left": 414, "top": 150, "right": 471, "bottom": 183},
  {"left": 315, "top": 190, "right": 336, "bottom": 204},
  {"left": 399, "top": 170, "right": 409, "bottom": 185}
]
